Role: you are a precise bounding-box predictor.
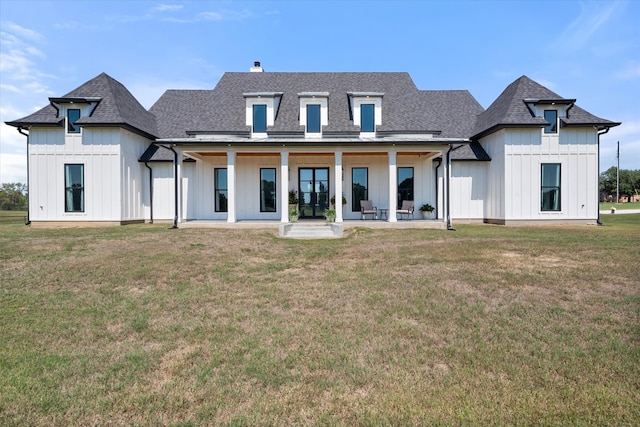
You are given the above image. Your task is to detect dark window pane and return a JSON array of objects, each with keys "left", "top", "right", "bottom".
[
  {"left": 260, "top": 168, "right": 276, "bottom": 212},
  {"left": 544, "top": 110, "right": 557, "bottom": 134},
  {"left": 67, "top": 109, "right": 81, "bottom": 133},
  {"left": 352, "top": 168, "right": 368, "bottom": 211},
  {"left": 64, "top": 164, "right": 84, "bottom": 212},
  {"left": 307, "top": 104, "right": 321, "bottom": 133},
  {"left": 361, "top": 104, "right": 375, "bottom": 132},
  {"left": 253, "top": 104, "right": 267, "bottom": 133},
  {"left": 541, "top": 163, "right": 561, "bottom": 211},
  {"left": 215, "top": 168, "right": 227, "bottom": 212},
  {"left": 398, "top": 167, "right": 414, "bottom": 208}
]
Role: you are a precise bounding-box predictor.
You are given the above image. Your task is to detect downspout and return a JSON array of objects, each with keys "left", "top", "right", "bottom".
[
  {"left": 17, "top": 127, "right": 30, "bottom": 225},
  {"left": 446, "top": 145, "right": 455, "bottom": 231},
  {"left": 596, "top": 127, "right": 610, "bottom": 226},
  {"left": 434, "top": 157, "right": 442, "bottom": 220},
  {"left": 144, "top": 161, "right": 153, "bottom": 224},
  {"left": 168, "top": 145, "right": 179, "bottom": 229}
]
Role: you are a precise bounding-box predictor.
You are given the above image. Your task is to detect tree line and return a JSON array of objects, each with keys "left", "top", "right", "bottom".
[
  {"left": 0, "top": 183, "right": 28, "bottom": 210},
  {"left": 599, "top": 167, "right": 640, "bottom": 202}
]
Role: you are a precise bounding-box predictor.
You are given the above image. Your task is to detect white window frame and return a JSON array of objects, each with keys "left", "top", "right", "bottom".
[
  {"left": 298, "top": 92, "right": 329, "bottom": 138},
  {"left": 348, "top": 92, "right": 383, "bottom": 137},
  {"left": 244, "top": 92, "right": 282, "bottom": 138}
]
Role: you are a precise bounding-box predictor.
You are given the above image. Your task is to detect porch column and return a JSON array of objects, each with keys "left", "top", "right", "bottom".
[
  {"left": 334, "top": 151, "right": 343, "bottom": 222},
  {"left": 388, "top": 150, "right": 398, "bottom": 222},
  {"left": 227, "top": 150, "right": 236, "bottom": 223},
  {"left": 176, "top": 150, "right": 183, "bottom": 223},
  {"left": 280, "top": 151, "right": 289, "bottom": 223}
]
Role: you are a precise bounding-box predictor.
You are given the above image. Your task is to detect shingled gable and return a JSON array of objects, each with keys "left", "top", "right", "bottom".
[
  {"left": 6, "top": 73, "right": 157, "bottom": 139},
  {"left": 471, "top": 75, "right": 620, "bottom": 140},
  {"left": 150, "top": 72, "right": 483, "bottom": 140}
]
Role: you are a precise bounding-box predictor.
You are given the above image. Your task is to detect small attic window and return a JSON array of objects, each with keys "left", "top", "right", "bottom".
[
  {"left": 253, "top": 105, "right": 267, "bottom": 133},
  {"left": 348, "top": 92, "right": 383, "bottom": 135},
  {"left": 544, "top": 110, "right": 557, "bottom": 134},
  {"left": 360, "top": 104, "right": 375, "bottom": 132},
  {"left": 67, "top": 109, "right": 81, "bottom": 133}
]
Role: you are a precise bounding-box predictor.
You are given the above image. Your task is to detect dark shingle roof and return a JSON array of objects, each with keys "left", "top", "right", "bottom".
[
  {"left": 6, "top": 73, "right": 157, "bottom": 138},
  {"left": 472, "top": 75, "right": 619, "bottom": 139},
  {"left": 150, "top": 72, "right": 484, "bottom": 139},
  {"left": 451, "top": 141, "right": 491, "bottom": 161}
]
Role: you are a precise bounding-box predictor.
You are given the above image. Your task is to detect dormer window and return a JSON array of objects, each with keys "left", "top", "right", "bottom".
[
  {"left": 348, "top": 92, "right": 383, "bottom": 136},
  {"left": 298, "top": 92, "right": 329, "bottom": 137},
  {"left": 360, "top": 104, "right": 375, "bottom": 132},
  {"left": 307, "top": 105, "right": 321, "bottom": 133},
  {"left": 544, "top": 110, "right": 557, "bottom": 134},
  {"left": 67, "top": 109, "right": 81, "bottom": 133},
  {"left": 253, "top": 104, "right": 267, "bottom": 133},
  {"left": 244, "top": 92, "right": 282, "bottom": 138}
]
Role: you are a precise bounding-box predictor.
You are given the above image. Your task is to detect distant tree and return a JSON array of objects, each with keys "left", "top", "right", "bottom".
[
  {"left": 599, "top": 168, "right": 640, "bottom": 201},
  {"left": 0, "top": 183, "right": 28, "bottom": 210}
]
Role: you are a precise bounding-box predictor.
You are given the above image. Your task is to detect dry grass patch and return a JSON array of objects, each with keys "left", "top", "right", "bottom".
[{"left": 0, "top": 218, "right": 639, "bottom": 425}]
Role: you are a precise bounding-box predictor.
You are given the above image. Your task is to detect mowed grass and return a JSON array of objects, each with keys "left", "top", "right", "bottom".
[{"left": 1, "top": 216, "right": 639, "bottom": 426}]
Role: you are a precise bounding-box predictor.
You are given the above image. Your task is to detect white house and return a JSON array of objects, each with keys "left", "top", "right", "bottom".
[{"left": 6, "top": 63, "right": 620, "bottom": 228}]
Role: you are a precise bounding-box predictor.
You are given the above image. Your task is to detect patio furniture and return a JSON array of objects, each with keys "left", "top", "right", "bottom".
[
  {"left": 396, "top": 200, "right": 414, "bottom": 220},
  {"left": 360, "top": 200, "right": 378, "bottom": 220}
]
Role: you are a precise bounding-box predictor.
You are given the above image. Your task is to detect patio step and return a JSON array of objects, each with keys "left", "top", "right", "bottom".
[{"left": 279, "top": 222, "right": 344, "bottom": 239}]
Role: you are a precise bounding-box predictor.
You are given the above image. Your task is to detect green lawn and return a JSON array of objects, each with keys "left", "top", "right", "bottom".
[
  {"left": 1, "top": 216, "right": 639, "bottom": 425},
  {"left": 0, "top": 210, "right": 26, "bottom": 223},
  {"left": 600, "top": 201, "right": 640, "bottom": 210}
]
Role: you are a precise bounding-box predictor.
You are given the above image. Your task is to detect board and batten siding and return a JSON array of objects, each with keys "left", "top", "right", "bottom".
[
  {"left": 478, "top": 130, "right": 506, "bottom": 221},
  {"left": 119, "top": 129, "right": 153, "bottom": 222},
  {"left": 28, "top": 127, "right": 121, "bottom": 222},
  {"left": 450, "top": 162, "right": 487, "bottom": 220},
  {"left": 504, "top": 127, "right": 599, "bottom": 220}
]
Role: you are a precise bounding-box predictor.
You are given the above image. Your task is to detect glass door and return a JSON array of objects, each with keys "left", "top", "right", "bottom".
[{"left": 299, "top": 168, "right": 329, "bottom": 218}]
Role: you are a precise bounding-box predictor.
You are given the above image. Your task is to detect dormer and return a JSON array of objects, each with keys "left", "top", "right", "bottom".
[
  {"left": 348, "top": 92, "right": 383, "bottom": 137},
  {"left": 298, "top": 92, "right": 329, "bottom": 138},
  {"left": 49, "top": 97, "right": 101, "bottom": 135},
  {"left": 243, "top": 92, "right": 283, "bottom": 138},
  {"left": 524, "top": 98, "right": 575, "bottom": 135}
]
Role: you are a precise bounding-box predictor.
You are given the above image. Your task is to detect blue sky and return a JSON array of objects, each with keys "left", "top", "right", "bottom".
[{"left": 1, "top": 0, "right": 638, "bottom": 183}]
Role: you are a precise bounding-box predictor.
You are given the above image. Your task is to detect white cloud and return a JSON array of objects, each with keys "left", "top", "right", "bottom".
[
  {"left": 3, "top": 22, "right": 44, "bottom": 41},
  {"left": 151, "top": 4, "right": 184, "bottom": 13},
  {"left": 0, "top": 152, "right": 27, "bottom": 184},
  {"left": 554, "top": 1, "right": 625, "bottom": 51}
]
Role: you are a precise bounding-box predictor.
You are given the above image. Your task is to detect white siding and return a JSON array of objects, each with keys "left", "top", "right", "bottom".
[
  {"left": 503, "top": 127, "right": 599, "bottom": 220},
  {"left": 450, "top": 162, "right": 487, "bottom": 219},
  {"left": 479, "top": 130, "right": 506, "bottom": 220},
  {"left": 119, "top": 129, "right": 151, "bottom": 221}
]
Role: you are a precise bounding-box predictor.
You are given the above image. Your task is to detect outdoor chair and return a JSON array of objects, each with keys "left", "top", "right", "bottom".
[
  {"left": 360, "top": 200, "right": 377, "bottom": 220},
  {"left": 396, "top": 200, "right": 414, "bottom": 220}
]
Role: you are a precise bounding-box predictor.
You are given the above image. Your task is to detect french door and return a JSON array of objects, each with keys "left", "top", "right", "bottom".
[{"left": 298, "top": 168, "right": 329, "bottom": 218}]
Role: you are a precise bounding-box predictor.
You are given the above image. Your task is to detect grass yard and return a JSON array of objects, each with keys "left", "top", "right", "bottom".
[
  {"left": 600, "top": 202, "right": 640, "bottom": 211},
  {"left": 1, "top": 215, "right": 639, "bottom": 426}
]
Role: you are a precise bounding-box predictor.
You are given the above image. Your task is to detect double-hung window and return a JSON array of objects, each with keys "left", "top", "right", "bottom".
[
  {"left": 541, "top": 163, "right": 561, "bottom": 211},
  {"left": 67, "top": 109, "right": 81, "bottom": 133},
  {"left": 64, "top": 164, "right": 84, "bottom": 212},
  {"left": 253, "top": 104, "right": 267, "bottom": 133},
  {"left": 260, "top": 168, "right": 276, "bottom": 212},
  {"left": 397, "top": 167, "right": 414, "bottom": 208},
  {"left": 360, "top": 104, "right": 375, "bottom": 132},
  {"left": 214, "top": 168, "right": 228, "bottom": 212},
  {"left": 352, "top": 168, "right": 368, "bottom": 212},
  {"left": 544, "top": 110, "right": 557, "bottom": 134}
]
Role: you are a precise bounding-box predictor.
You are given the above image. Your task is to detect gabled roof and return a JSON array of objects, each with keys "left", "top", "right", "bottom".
[
  {"left": 6, "top": 73, "right": 157, "bottom": 139},
  {"left": 471, "top": 75, "right": 620, "bottom": 139},
  {"left": 150, "top": 72, "right": 483, "bottom": 139}
]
